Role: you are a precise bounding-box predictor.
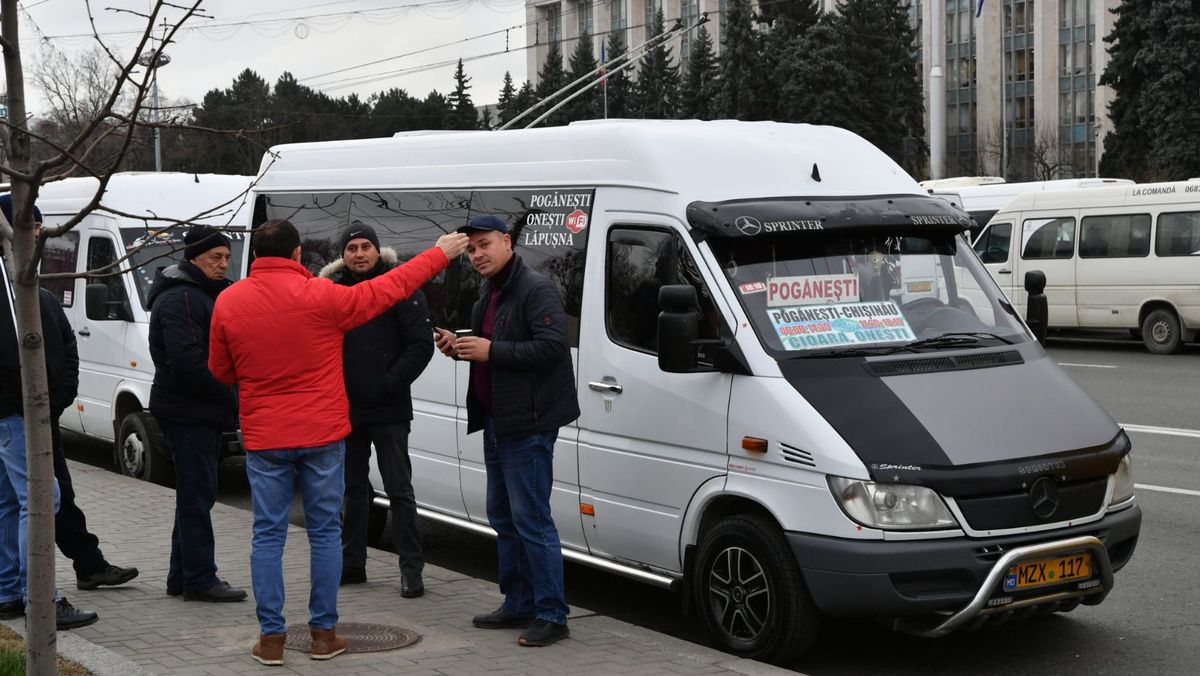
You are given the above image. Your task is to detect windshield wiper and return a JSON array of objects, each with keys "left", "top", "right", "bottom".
[
  {"left": 793, "top": 346, "right": 912, "bottom": 359},
  {"left": 888, "top": 331, "right": 1015, "bottom": 353}
]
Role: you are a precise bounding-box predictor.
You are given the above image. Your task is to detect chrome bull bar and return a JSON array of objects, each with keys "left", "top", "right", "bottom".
[{"left": 901, "top": 535, "right": 1113, "bottom": 638}]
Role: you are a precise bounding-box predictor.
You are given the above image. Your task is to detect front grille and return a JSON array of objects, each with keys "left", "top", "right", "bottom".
[
  {"left": 956, "top": 478, "right": 1108, "bottom": 531},
  {"left": 864, "top": 350, "right": 1023, "bottom": 377}
]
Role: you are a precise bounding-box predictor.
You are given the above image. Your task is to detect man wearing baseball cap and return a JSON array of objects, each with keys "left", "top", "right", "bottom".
[
  {"left": 148, "top": 224, "right": 246, "bottom": 603},
  {"left": 434, "top": 214, "right": 579, "bottom": 647}
]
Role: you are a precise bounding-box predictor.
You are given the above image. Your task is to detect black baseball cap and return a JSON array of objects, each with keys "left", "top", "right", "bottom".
[{"left": 458, "top": 214, "right": 509, "bottom": 235}]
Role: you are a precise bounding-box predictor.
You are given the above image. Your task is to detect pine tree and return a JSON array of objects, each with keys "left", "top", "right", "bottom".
[
  {"left": 445, "top": 59, "right": 476, "bottom": 130},
  {"left": 718, "top": 0, "right": 763, "bottom": 120},
  {"left": 534, "top": 41, "right": 570, "bottom": 126},
  {"left": 1139, "top": 1, "right": 1200, "bottom": 179},
  {"left": 497, "top": 71, "right": 518, "bottom": 126},
  {"left": 565, "top": 32, "right": 601, "bottom": 122},
  {"left": 759, "top": 0, "right": 821, "bottom": 119},
  {"left": 834, "top": 0, "right": 926, "bottom": 174},
  {"left": 634, "top": 9, "right": 679, "bottom": 119},
  {"left": 602, "top": 31, "right": 635, "bottom": 118},
  {"left": 678, "top": 26, "right": 719, "bottom": 120},
  {"left": 1098, "top": 0, "right": 1152, "bottom": 179},
  {"left": 510, "top": 80, "right": 539, "bottom": 127},
  {"left": 774, "top": 17, "right": 866, "bottom": 128}
]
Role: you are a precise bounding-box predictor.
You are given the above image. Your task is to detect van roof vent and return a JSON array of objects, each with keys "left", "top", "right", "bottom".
[
  {"left": 864, "top": 350, "right": 1023, "bottom": 377},
  {"left": 780, "top": 443, "right": 816, "bottom": 468}
]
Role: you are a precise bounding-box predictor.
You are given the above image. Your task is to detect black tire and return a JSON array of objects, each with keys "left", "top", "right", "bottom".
[
  {"left": 1141, "top": 309, "right": 1184, "bottom": 354},
  {"left": 366, "top": 504, "right": 388, "bottom": 546},
  {"left": 692, "top": 515, "right": 819, "bottom": 665},
  {"left": 116, "top": 412, "right": 175, "bottom": 487}
]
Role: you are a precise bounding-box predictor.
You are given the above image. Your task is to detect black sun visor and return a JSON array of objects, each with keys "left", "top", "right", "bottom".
[{"left": 686, "top": 195, "right": 971, "bottom": 239}]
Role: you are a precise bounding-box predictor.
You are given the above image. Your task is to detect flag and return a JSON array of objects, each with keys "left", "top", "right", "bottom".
[
  {"left": 976, "top": 0, "right": 985, "bottom": 18},
  {"left": 599, "top": 41, "right": 607, "bottom": 88}
]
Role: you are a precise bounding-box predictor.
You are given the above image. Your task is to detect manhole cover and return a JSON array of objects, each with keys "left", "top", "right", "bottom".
[{"left": 283, "top": 622, "right": 422, "bottom": 653}]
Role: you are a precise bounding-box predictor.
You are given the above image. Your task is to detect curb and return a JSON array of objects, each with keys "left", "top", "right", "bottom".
[{"left": 2, "top": 617, "right": 154, "bottom": 676}]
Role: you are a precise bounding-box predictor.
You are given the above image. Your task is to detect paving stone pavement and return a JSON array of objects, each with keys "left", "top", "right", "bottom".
[{"left": 50, "top": 461, "right": 795, "bottom": 675}]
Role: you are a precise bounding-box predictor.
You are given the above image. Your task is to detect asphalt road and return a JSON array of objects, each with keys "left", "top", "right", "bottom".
[{"left": 63, "top": 332, "right": 1200, "bottom": 674}]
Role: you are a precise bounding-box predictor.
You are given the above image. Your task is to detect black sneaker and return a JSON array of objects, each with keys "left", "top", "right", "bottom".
[
  {"left": 166, "top": 586, "right": 182, "bottom": 597},
  {"left": 77, "top": 564, "right": 140, "bottom": 590},
  {"left": 340, "top": 566, "right": 366, "bottom": 586},
  {"left": 56, "top": 598, "right": 99, "bottom": 630},
  {"left": 518, "top": 619, "right": 569, "bottom": 647},
  {"left": 0, "top": 599, "right": 24, "bottom": 620},
  {"left": 400, "top": 572, "right": 424, "bottom": 599},
  {"left": 472, "top": 606, "right": 534, "bottom": 629},
  {"left": 183, "top": 580, "right": 247, "bottom": 603}
]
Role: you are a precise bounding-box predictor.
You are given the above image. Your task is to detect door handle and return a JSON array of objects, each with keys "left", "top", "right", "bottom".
[
  {"left": 77, "top": 328, "right": 90, "bottom": 337},
  {"left": 998, "top": 268, "right": 1012, "bottom": 275},
  {"left": 587, "top": 381, "right": 623, "bottom": 394}
]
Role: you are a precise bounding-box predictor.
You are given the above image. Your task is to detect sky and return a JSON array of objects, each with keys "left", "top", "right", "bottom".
[{"left": 18, "top": 0, "right": 530, "bottom": 116}]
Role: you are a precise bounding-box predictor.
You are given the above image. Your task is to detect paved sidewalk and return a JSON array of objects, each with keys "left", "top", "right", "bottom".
[{"left": 42, "top": 461, "right": 792, "bottom": 675}]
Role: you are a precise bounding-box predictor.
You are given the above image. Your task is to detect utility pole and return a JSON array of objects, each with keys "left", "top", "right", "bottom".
[
  {"left": 136, "top": 47, "right": 170, "bottom": 171},
  {"left": 929, "top": 0, "right": 945, "bottom": 179}
]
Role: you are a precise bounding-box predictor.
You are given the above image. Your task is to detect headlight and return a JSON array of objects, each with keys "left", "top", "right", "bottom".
[
  {"left": 1109, "top": 455, "right": 1135, "bottom": 506},
  {"left": 828, "top": 476, "right": 958, "bottom": 530}
]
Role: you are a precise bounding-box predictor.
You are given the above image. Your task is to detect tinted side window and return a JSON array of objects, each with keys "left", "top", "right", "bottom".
[
  {"left": 40, "top": 232, "right": 79, "bottom": 306},
  {"left": 973, "top": 222, "right": 1012, "bottom": 263},
  {"left": 86, "top": 236, "right": 128, "bottom": 320},
  {"left": 606, "top": 227, "right": 719, "bottom": 355},
  {"left": 1021, "top": 217, "right": 1075, "bottom": 259},
  {"left": 1079, "top": 214, "right": 1151, "bottom": 258},
  {"left": 1155, "top": 211, "right": 1200, "bottom": 256}
]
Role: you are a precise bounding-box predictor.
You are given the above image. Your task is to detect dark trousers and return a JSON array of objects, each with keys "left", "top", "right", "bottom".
[
  {"left": 342, "top": 423, "right": 423, "bottom": 574},
  {"left": 159, "top": 419, "right": 221, "bottom": 593},
  {"left": 52, "top": 420, "right": 107, "bottom": 578}
]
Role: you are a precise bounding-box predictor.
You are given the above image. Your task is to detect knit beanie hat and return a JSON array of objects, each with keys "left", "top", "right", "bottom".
[
  {"left": 0, "top": 194, "right": 43, "bottom": 225},
  {"left": 183, "top": 225, "right": 232, "bottom": 261},
  {"left": 339, "top": 221, "right": 381, "bottom": 253}
]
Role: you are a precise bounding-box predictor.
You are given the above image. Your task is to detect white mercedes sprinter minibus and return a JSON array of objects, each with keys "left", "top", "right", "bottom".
[
  {"left": 976, "top": 179, "right": 1200, "bottom": 353},
  {"left": 32, "top": 173, "right": 253, "bottom": 483},
  {"left": 930, "top": 178, "right": 1132, "bottom": 238},
  {"left": 248, "top": 121, "right": 1140, "bottom": 664}
]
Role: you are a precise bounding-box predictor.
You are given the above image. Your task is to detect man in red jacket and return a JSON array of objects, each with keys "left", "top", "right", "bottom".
[{"left": 208, "top": 219, "right": 467, "bottom": 666}]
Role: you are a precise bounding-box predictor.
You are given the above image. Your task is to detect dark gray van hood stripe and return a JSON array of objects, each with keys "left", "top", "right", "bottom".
[{"left": 777, "top": 358, "right": 953, "bottom": 470}]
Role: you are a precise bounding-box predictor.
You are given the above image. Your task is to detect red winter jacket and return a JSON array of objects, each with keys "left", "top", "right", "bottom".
[{"left": 208, "top": 248, "right": 448, "bottom": 451}]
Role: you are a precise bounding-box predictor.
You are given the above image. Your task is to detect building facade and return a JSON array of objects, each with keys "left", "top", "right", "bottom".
[{"left": 524, "top": 0, "right": 1118, "bottom": 180}]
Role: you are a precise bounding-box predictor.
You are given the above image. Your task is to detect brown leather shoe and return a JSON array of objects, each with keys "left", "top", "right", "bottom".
[
  {"left": 251, "top": 633, "right": 286, "bottom": 666},
  {"left": 310, "top": 627, "right": 347, "bottom": 660}
]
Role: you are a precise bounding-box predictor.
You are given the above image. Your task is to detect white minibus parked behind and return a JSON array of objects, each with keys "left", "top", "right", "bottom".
[
  {"left": 975, "top": 180, "right": 1200, "bottom": 353},
  {"left": 931, "top": 178, "right": 1132, "bottom": 237},
  {"left": 32, "top": 173, "right": 253, "bottom": 482},
  {"left": 247, "top": 121, "right": 1140, "bottom": 664}
]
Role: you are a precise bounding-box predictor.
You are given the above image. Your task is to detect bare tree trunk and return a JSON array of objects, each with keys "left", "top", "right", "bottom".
[{"left": 1, "top": 3, "right": 57, "bottom": 674}]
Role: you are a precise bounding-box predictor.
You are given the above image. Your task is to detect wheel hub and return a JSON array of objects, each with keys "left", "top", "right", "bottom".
[
  {"left": 122, "top": 435, "right": 144, "bottom": 475},
  {"left": 1152, "top": 321, "right": 1171, "bottom": 343},
  {"left": 707, "top": 545, "right": 771, "bottom": 641}
]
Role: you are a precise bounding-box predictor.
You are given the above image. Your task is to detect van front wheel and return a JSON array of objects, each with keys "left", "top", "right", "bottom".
[
  {"left": 693, "top": 515, "right": 819, "bottom": 665},
  {"left": 1142, "top": 309, "right": 1184, "bottom": 354},
  {"left": 117, "top": 412, "right": 174, "bottom": 487}
]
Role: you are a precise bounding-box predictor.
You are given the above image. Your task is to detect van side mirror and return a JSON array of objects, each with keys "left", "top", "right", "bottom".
[
  {"left": 1024, "top": 270, "right": 1048, "bottom": 344},
  {"left": 658, "top": 285, "right": 700, "bottom": 373},
  {"left": 85, "top": 282, "right": 131, "bottom": 321}
]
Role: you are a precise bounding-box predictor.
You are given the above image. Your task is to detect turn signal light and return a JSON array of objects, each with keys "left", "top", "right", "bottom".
[
  {"left": 741, "top": 437, "right": 769, "bottom": 453},
  {"left": 580, "top": 503, "right": 595, "bottom": 516}
]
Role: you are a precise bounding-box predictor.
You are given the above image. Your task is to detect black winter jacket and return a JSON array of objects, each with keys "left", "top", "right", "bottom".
[
  {"left": 147, "top": 261, "right": 237, "bottom": 430},
  {"left": 0, "top": 288, "right": 78, "bottom": 419},
  {"left": 319, "top": 249, "right": 434, "bottom": 427},
  {"left": 465, "top": 254, "right": 580, "bottom": 440}
]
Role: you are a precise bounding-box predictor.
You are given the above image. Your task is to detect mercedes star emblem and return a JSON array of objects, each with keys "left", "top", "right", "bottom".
[
  {"left": 1029, "top": 476, "right": 1060, "bottom": 519},
  {"left": 734, "top": 215, "right": 763, "bottom": 236}
]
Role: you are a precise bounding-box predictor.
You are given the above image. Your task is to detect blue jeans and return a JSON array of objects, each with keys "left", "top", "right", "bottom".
[
  {"left": 0, "top": 415, "right": 61, "bottom": 604},
  {"left": 245, "top": 441, "right": 344, "bottom": 635},
  {"left": 483, "top": 417, "right": 568, "bottom": 625},
  {"left": 159, "top": 419, "right": 221, "bottom": 593}
]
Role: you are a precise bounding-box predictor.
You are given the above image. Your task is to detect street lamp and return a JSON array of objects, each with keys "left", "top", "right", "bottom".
[{"left": 136, "top": 50, "right": 171, "bottom": 172}]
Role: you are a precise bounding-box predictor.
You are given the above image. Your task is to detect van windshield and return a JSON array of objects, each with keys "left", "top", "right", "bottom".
[
  {"left": 120, "top": 228, "right": 248, "bottom": 309},
  {"left": 709, "top": 230, "right": 1030, "bottom": 358}
]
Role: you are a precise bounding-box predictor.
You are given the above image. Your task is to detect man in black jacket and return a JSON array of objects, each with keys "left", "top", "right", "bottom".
[
  {"left": 148, "top": 225, "right": 246, "bottom": 603},
  {"left": 434, "top": 215, "right": 580, "bottom": 648},
  {"left": 0, "top": 195, "right": 100, "bottom": 629},
  {"left": 320, "top": 222, "right": 433, "bottom": 597}
]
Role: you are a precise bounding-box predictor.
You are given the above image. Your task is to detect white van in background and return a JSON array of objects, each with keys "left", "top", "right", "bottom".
[
  {"left": 930, "top": 178, "right": 1133, "bottom": 237},
  {"left": 246, "top": 121, "right": 1141, "bottom": 664},
  {"left": 34, "top": 173, "right": 253, "bottom": 483},
  {"left": 975, "top": 180, "right": 1200, "bottom": 353}
]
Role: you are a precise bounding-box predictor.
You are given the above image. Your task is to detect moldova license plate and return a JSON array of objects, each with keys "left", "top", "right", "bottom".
[{"left": 1003, "top": 554, "right": 1092, "bottom": 592}]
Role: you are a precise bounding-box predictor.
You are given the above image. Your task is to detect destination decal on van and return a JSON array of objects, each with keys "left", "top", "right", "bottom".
[
  {"left": 767, "top": 274, "right": 859, "bottom": 307},
  {"left": 767, "top": 301, "right": 915, "bottom": 350},
  {"left": 516, "top": 190, "right": 594, "bottom": 249}
]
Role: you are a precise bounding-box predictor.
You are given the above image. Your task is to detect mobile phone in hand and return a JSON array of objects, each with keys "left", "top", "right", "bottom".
[{"left": 454, "top": 329, "right": 475, "bottom": 338}]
